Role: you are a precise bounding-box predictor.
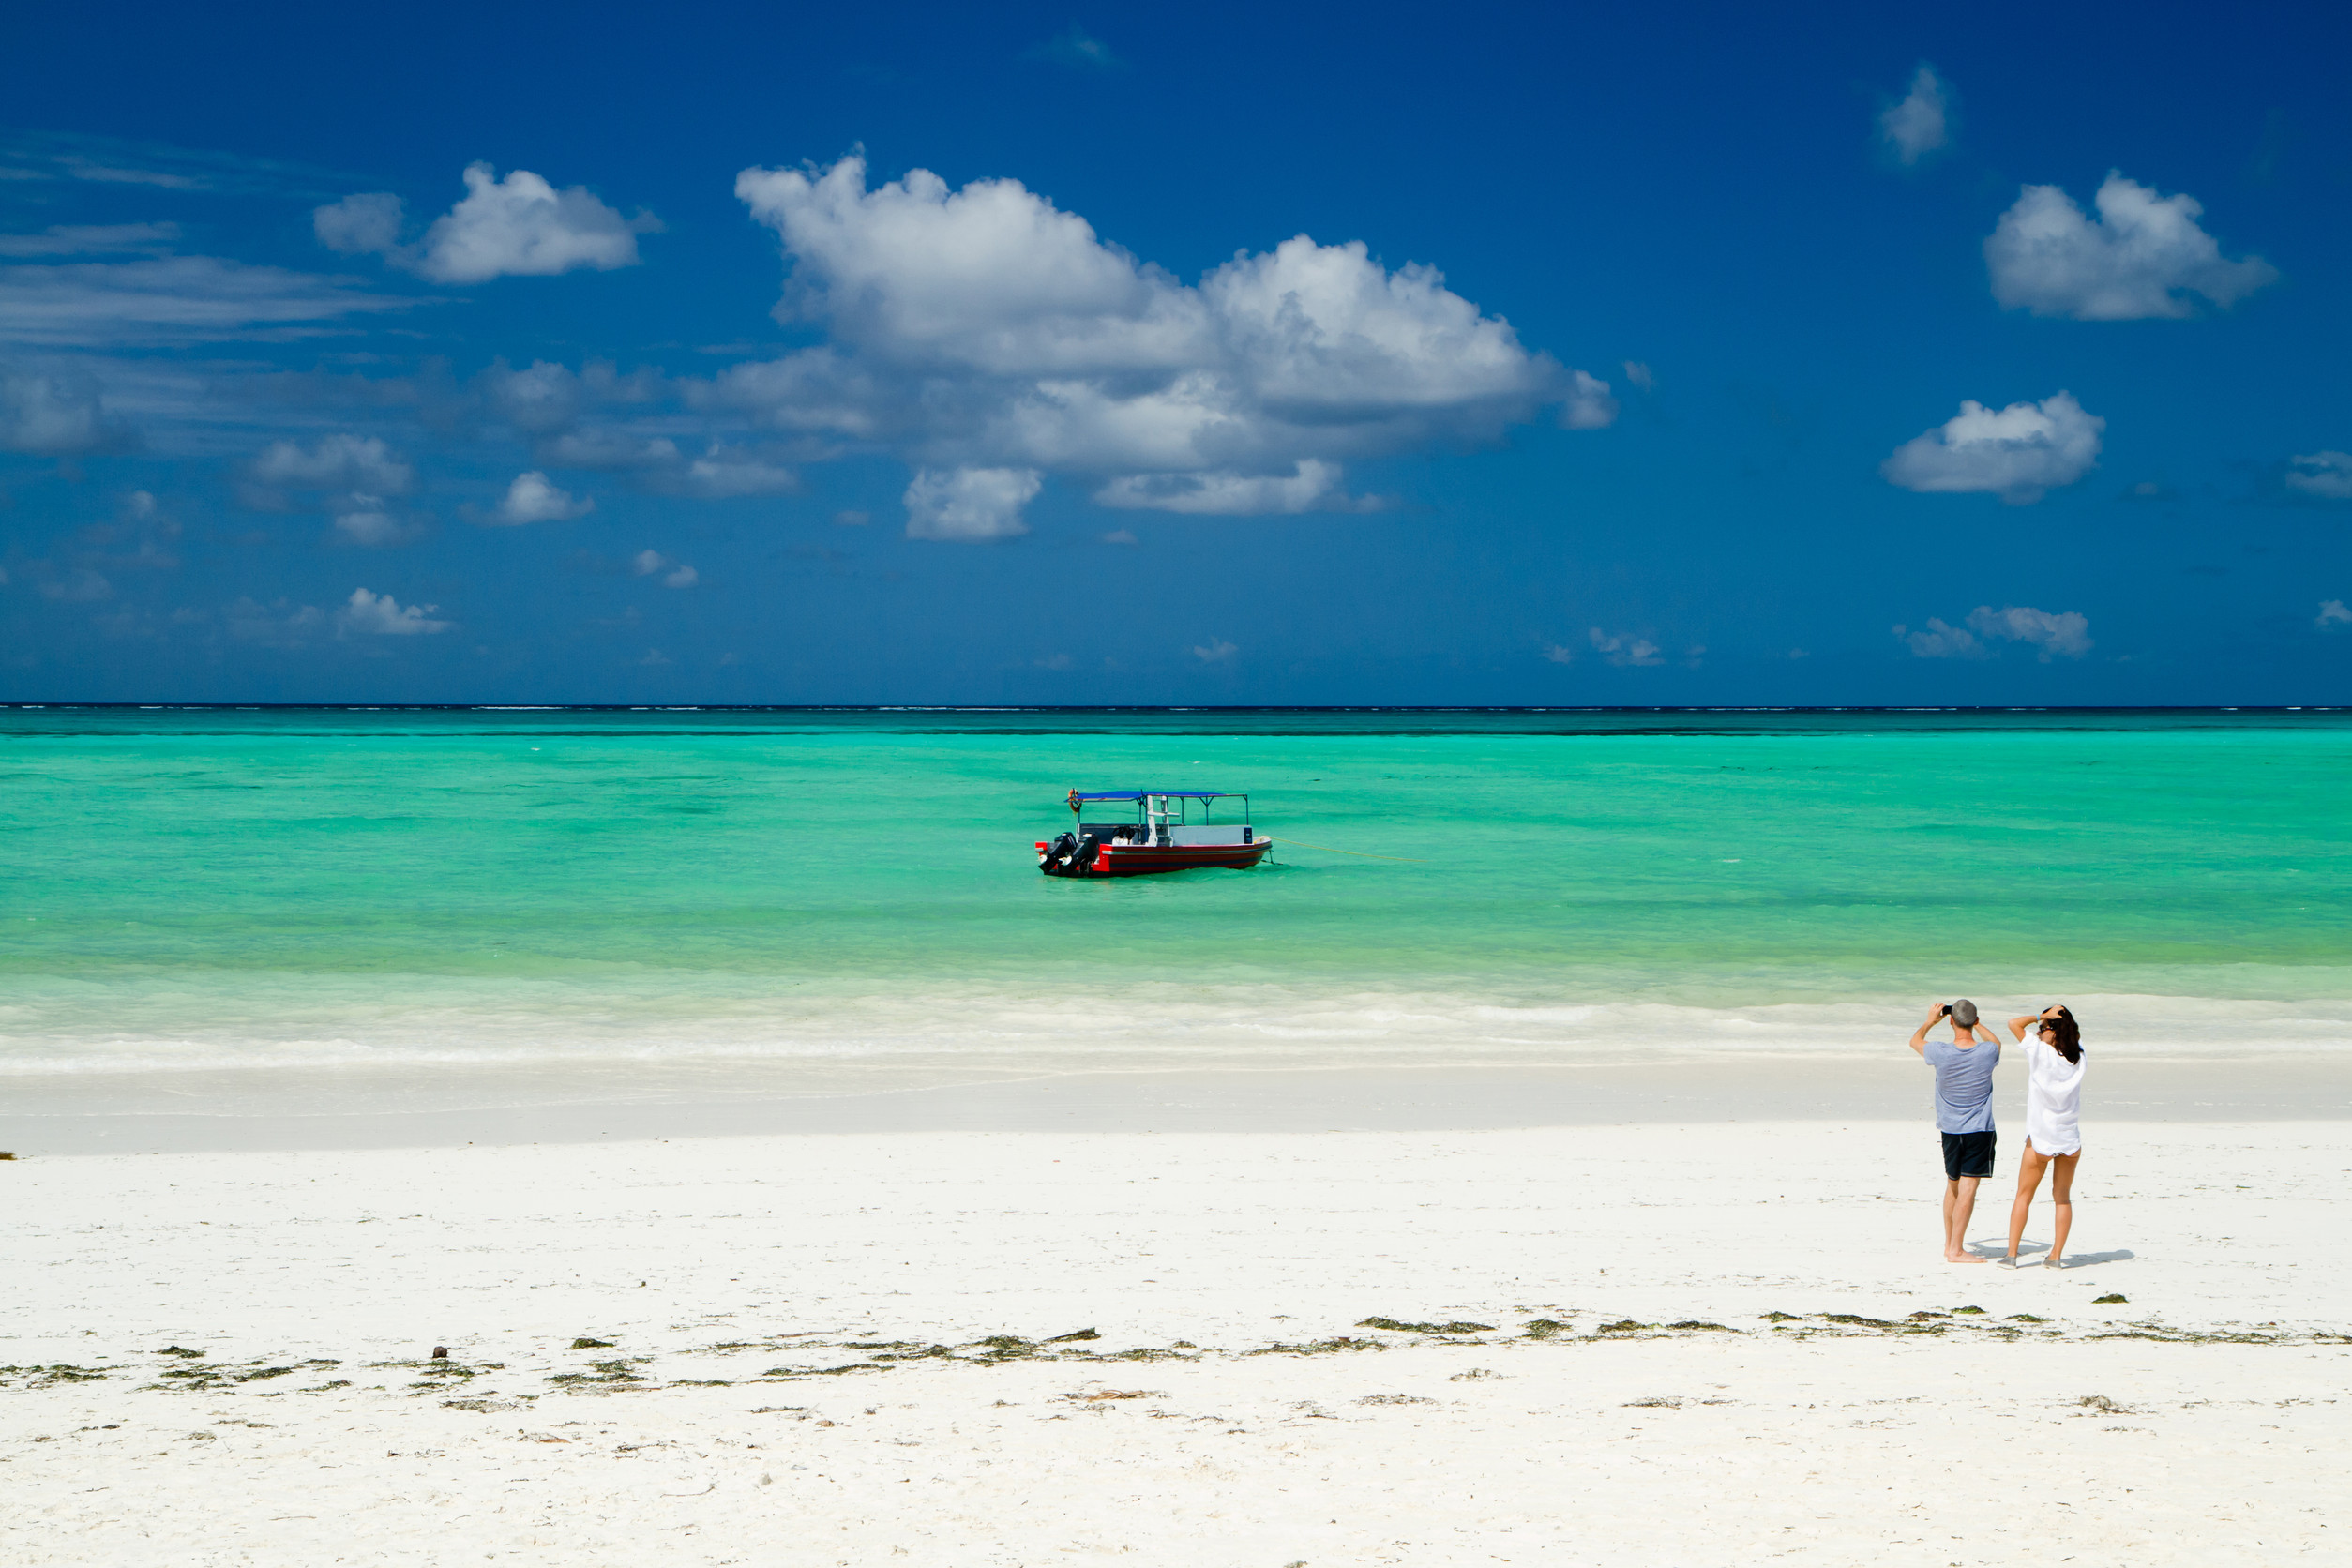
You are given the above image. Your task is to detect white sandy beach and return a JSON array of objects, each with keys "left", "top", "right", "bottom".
[{"left": 5, "top": 1112, "right": 2347, "bottom": 1565}]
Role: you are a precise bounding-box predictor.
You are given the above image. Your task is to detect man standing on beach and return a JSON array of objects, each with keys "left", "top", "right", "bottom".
[{"left": 1906, "top": 1000, "right": 2002, "bottom": 1264}]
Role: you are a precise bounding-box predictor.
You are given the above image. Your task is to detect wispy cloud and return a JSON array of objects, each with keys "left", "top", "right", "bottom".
[
  {"left": 0, "top": 223, "right": 182, "bottom": 259},
  {"left": 0, "top": 129, "right": 351, "bottom": 199},
  {"left": 2284, "top": 451, "right": 2352, "bottom": 501},
  {"left": 1029, "top": 26, "right": 1125, "bottom": 70},
  {"left": 0, "top": 255, "right": 417, "bottom": 348}
]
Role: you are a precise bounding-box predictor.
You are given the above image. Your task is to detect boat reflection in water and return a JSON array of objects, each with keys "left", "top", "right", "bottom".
[{"left": 1036, "top": 790, "right": 1272, "bottom": 878}]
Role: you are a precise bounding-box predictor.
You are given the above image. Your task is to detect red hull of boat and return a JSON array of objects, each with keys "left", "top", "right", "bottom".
[{"left": 1034, "top": 839, "right": 1272, "bottom": 877}]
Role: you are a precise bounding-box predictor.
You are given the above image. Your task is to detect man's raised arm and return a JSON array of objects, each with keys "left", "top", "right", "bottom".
[{"left": 1907, "top": 1003, "right": 1942, "bottom": 1058}]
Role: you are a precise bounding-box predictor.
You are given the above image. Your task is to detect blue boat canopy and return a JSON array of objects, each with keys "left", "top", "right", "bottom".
[{"left": 1069, "top": 790, "right": 1233, "bottom": 802}]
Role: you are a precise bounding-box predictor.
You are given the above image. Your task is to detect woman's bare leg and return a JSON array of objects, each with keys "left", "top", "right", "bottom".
[
  {"left": 2047, "top": 1151, "right": 2079, "bottom": 1265},
  {"left": 2007, "top": 1142, "right": 2049, "bottom": 1260}
]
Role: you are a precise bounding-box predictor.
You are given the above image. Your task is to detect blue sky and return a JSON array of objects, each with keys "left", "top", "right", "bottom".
[{"left": 3, "top": 0, "right": 2348, "bottom": 703}]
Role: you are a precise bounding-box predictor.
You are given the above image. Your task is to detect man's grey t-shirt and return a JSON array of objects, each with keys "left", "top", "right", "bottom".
[{"left": 1923, "top": 1036, "right": 2000, "bottom": 1134}]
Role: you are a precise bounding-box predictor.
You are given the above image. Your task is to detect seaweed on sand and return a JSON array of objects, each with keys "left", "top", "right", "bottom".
[
  {"left": 1358, "top": 1318, "right": 1497, "bottom": 1334},
  {"left": 761, "top": 1363, "right": 890, "bottom": 1380},
  {"left": 0, "top": 1365, "right": 111, "bottom": 1389},
  {"left": 548, "top": 1358, "right": 652, "bottom": 1388}
]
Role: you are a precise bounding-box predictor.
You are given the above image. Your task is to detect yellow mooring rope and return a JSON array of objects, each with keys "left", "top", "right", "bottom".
[{"left": 1261, "top": 835, "right": 1429, "bottom": 863}]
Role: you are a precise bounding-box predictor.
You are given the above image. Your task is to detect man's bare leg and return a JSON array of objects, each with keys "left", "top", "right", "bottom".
[
  {"left": 2047, "top": 1151, "right": 2079, "bottom": 1266},
  {"left": 1945, "top": 1175, "right": 1985, "bottom": 1262},
  {"left": 2007, "top": 1143, "right": 2049, "bottom": 1262}
]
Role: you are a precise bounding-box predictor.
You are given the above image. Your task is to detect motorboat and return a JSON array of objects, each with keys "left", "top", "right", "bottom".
[{"left": 1036, "top": 790, "right": 1272, "bottom": 877}]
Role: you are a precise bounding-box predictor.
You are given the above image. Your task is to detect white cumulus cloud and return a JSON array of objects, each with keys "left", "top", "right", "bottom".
[
  {"left": 1192, "top": 638, "right": 1238, "bottom": 662},
  {"left": 714, "top": 155, "right": 1606, "bottom": 534},
  {"left": 2317, "top": 599, "right": 2349, "bottom": 628},
  {"left": 315, "top": 164, "right": 656, "bottom": 284},
  {"left": 1878, "top": 65, "right": 1953, "bottom": 166},
  {"left": 249, "top": 432, "right": 415, "bottom": 498},
  {"left": 1899, "top": 605, "right": 2092, "bottom": 660},
  {"left": 488, "top": 470, "right": 594, "bottom": 526},
  {"left": 1560, "top": 369, "right": 1618, "bottom": 430},
  {"left": 1897, "top": 618, "right": 1984, "bottom": 659},
  {"left": 337, "top": 586, "right": 449, "bottom": 636},
  {"left": 330, "top": 499, "right": 423, "bottom": 548},
  {"left": 1881, "top": 391, "right": 2103, "bottom": 504},
  {"left": 1967, "top": 604, "right": 2091, "bottom": 659},
  {"left": 1985, "top": 173, "right": 2277, "bottom": 321},
  {"left": 2285, "top": 451, "right": 2352, "bottom": 501},
  {"left": 1589, "top": 628, "right": 1662, "bottom": 667},
  {"left": 631, "top": 549, "right": 699, "bottom": 588},
  {"left": 904, "top": 465, "right": 1042, "bottom": 541}
]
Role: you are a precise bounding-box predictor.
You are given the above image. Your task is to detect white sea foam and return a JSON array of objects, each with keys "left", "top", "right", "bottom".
[{"left": 3, "top": 975, "right": 2345, "bottom": 1083}]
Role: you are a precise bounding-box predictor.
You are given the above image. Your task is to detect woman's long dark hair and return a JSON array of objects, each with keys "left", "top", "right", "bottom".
[{"left": 2043, "top": 1006, "right": 2083, "bottom": 1065}]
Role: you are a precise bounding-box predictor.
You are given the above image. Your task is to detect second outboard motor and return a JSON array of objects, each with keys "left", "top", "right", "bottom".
[{"left": 1069, "top": 834, "right": 1102, "bottom": 874}]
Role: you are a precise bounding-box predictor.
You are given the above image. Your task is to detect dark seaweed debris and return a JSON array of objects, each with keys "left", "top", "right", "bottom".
[{"left": 1359, "top": 1318, "right": 1497, "bottom": 1334}]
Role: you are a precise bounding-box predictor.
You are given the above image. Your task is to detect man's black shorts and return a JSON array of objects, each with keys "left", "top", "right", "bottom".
[{"left": 1942, "top": 1130, "right": 1997, "bottom": 1180}]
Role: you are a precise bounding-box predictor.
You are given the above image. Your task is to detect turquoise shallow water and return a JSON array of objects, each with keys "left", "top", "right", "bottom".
[{"left": 4, "top": 708, "right": 2348, "bottom": 1087}]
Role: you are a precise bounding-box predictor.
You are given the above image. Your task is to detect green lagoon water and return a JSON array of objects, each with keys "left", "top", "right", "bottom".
[{"left": 4, "top": 708, "right": 2347, "bottom": 1095}]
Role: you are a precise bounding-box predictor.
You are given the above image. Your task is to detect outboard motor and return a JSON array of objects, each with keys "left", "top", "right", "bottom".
[
  {"left": 1043, "top": 831, "right": 1077, "bottom": 871},
  {"left": 1070, "top": 834, "right": 1102, "bottom": 874}
]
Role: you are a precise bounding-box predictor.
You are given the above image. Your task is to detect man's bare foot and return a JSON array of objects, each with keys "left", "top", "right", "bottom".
[{"left": 1945, "top": 1251, "right": 1988, "bottom": 1264}]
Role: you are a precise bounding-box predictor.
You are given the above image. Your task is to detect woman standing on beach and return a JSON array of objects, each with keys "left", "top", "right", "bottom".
[{"left": 2004, "top": 1006, "right": 2085, "bottom": 1268}]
